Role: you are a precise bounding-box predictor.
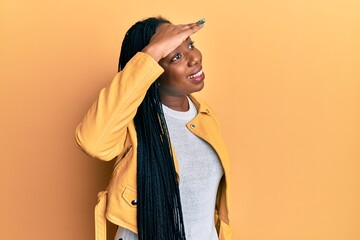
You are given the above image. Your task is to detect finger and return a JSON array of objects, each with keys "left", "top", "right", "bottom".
[
  {"left": 177, "top": 19, "right": 205, "bottom": 30},
  {"left": 183, "top": 22, "right": 204, "bottom": 36},
  {"left": 197, "top": 18, "right": 205, "bottom": 24},
  {"left": 180, "top": 24, "right": 200, "bottom": 30},
  {"left": 188, "top": 18, "right": 206, "bottom": 27}
]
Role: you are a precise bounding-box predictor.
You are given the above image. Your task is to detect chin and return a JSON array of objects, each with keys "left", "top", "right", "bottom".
[{"left": 192, "top": 82, "right": 205, "bottom": 93}]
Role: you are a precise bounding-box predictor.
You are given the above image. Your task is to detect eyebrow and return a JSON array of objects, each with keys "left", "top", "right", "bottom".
[
  {"left": 185, "top": 37, "right": 194, "bottom": 43},
  {"left": 162, "top": 37, "right": 192, "bottom": 61}
]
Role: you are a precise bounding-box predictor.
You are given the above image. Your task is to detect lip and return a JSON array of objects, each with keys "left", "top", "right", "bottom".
[
  {"left": 187, "top": 67, "right": 205, "bottom": 83},
  {"left": 187, "top": 67, "right": 203, "bottom": 78}
]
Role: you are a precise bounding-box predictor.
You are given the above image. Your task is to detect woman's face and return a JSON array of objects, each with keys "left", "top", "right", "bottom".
[{"left": 158, "top": 37, "right": 205, "bottom": 96}]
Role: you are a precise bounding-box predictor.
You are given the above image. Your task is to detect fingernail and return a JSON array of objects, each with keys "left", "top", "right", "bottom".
[{"left": 198, "top": 18, "right": 205, "bottom": 24}]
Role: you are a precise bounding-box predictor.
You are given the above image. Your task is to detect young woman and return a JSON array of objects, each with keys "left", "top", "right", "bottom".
[{"left": 75, "top": 17, "right": 232, "bottom": 240}]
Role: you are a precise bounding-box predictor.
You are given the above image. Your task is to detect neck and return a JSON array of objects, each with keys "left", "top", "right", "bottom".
[{"left": 160, "top": 93, "right": 189, "bottom": 112}]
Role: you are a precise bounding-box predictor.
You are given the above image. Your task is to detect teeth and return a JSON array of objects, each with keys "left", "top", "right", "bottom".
[{"left": 188, "top": 70, "right": 203, "bottom": 79}]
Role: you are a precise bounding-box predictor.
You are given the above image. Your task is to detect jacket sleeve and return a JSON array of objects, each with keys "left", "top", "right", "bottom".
[{"left": 75, "top": 52, "right": 164, "bottom": 161}]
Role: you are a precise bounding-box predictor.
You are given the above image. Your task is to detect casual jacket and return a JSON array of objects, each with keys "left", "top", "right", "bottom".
[{"left": 75, "top": 52, "right": 232, "bottom": 240}]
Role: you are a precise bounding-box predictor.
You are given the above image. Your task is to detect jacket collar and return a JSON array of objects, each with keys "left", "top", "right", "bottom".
[{"left": 188, "top": 94, "right": 211, "bottom": 115}]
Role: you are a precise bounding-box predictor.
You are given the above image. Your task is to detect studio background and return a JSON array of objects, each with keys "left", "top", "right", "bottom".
[{"left": 1, "top": 0, "right": 359, "bottom": 239}]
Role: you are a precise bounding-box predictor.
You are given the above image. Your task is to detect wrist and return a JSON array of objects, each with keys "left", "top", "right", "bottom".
[{"left": 142, "top": 45, "right": 162, "bottom": 62}]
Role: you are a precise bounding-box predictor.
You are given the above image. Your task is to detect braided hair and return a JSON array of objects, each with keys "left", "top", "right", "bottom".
[{"left": 118, "top": 17, "right": 186, "bottom": 240}]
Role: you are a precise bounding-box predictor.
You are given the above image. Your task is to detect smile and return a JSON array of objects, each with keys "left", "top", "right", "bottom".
[{"left": 188, "top": 69, "right": 203, "bottom": 79}]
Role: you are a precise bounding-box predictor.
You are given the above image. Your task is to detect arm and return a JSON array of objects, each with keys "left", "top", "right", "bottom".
[
  {"left": 75, "top": 52, "right": 163, "bottom": 160},
  {"left": 75, "top": 20, "right": 204, "bottom": 161}
]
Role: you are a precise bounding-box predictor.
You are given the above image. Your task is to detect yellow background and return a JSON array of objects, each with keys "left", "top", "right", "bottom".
[{"left": 1, "top": 0, "right": 359, "bottom": 239}]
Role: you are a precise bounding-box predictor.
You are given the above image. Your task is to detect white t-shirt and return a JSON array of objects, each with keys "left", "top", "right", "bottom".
[{"left": 115, "top": 97, "right": 223, "bottom": 240}]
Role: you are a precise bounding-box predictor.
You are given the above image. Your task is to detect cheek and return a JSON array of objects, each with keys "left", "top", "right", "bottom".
[
  {"left": 161, "top": 68, "right": 185, "bottom": 83},
  {"left": 158, "top": 72, "right": 174, "bottom": 86},
  {"left": 158, "top": 74, "right": 168, "bottom": 85}
]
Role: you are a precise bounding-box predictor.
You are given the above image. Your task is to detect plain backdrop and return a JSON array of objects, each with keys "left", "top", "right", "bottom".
[{"left": 1, "top": 0, "right": 359, "bottom": 239}]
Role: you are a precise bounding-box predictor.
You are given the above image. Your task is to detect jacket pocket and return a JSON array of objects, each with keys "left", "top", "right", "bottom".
[{"left": 122, "top": 185, "right": 137, "bottom": 208}]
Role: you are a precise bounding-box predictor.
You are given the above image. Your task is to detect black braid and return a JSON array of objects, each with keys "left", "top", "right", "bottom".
[{"left": 118, "top": 17, "right": 186, "bottom": 240}]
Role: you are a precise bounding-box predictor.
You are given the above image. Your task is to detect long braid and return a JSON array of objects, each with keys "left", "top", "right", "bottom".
[{"left": 118, "top": 17, "right": 186, "bottom": 240}]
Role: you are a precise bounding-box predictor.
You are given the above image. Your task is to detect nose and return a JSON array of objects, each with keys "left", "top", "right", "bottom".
[{"left": 187, "top": 50, "right": 201, "bottom": 67}]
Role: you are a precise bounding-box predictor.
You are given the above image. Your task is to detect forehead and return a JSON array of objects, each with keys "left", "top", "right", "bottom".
[{"left": 156, "top": 22, "right": 171, "bottom": 29}]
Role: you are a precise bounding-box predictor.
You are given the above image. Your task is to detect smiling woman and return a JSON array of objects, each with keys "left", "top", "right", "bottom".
[
  {"left": 158, "top": 37, "right": 205, "bottom": 110},
  {"left": 75, "top": 17, "right": 232, "bottom": 240}
]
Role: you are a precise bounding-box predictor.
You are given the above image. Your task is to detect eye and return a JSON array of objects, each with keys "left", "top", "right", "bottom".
[
  {"left": 171, "top": 53, "right": 182, "bottom": 62},
  {"left": 188, "top": 41, "right": 195, "bottom": 50}
]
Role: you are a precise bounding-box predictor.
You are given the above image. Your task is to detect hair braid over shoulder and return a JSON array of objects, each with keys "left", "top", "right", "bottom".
[{"left": 118, "top": 17, "right": 186, "bottom": 240}]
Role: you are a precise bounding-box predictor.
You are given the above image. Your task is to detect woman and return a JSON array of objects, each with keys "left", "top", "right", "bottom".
[{"left": 75, "top": 17, "right": 232, "bottom": 240}]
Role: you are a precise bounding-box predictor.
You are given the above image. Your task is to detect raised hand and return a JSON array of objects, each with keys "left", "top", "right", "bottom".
[{"left": 142, "top": 20, "right": 205, "bottom": 62}]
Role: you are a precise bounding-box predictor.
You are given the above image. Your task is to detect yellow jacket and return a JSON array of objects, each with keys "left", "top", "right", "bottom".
[{"left": 75, "top": 52, "right": 232, "bottom": 240}]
